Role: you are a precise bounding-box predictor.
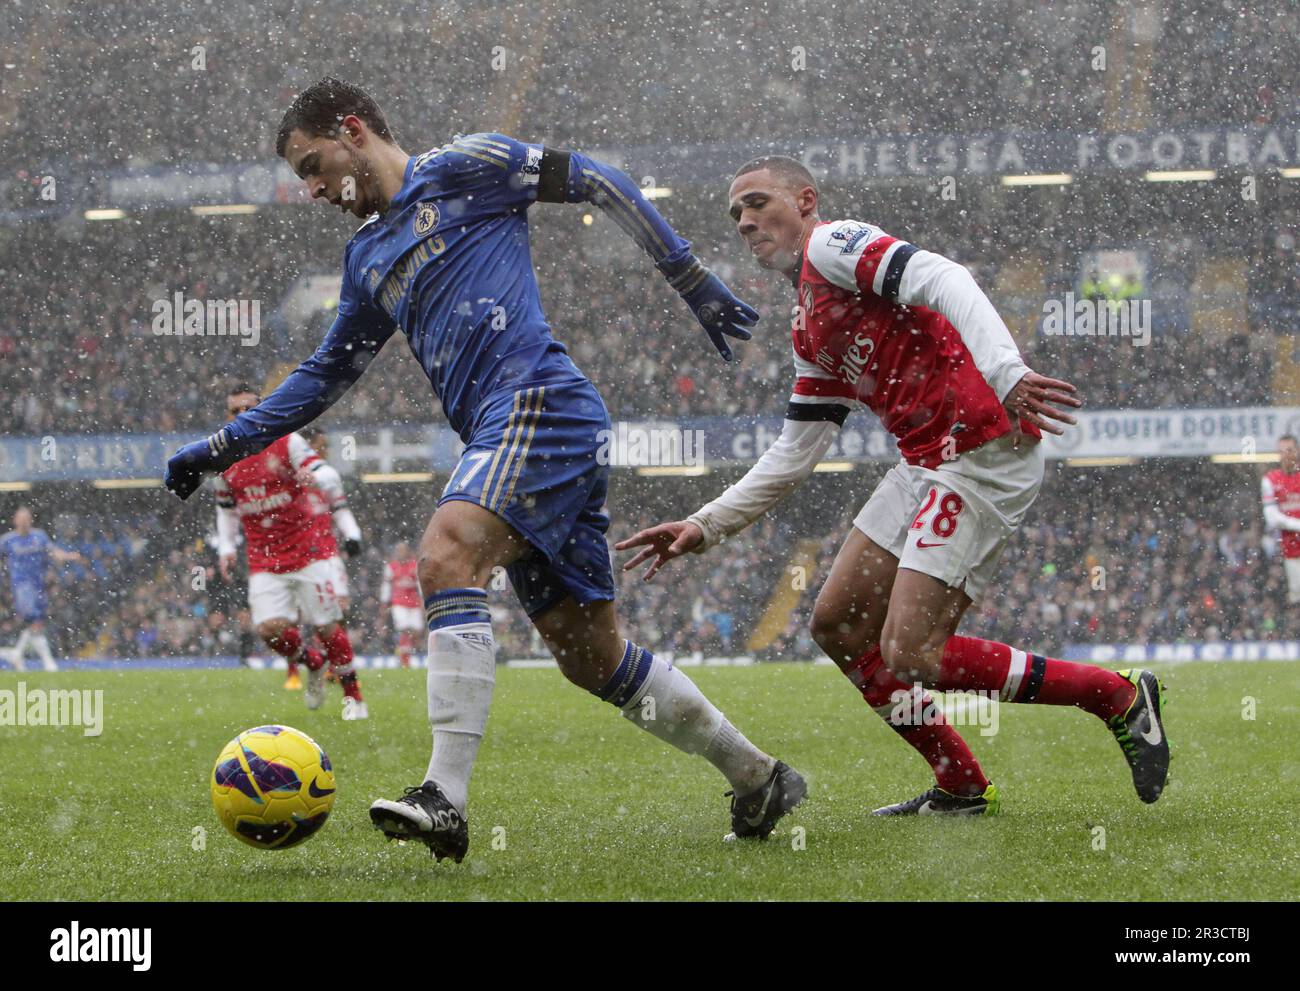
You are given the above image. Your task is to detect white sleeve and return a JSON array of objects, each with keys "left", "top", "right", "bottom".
[
  {"left": 216, "top": 504, "right": 240, "bottom": 557},
  {"left": 1261, "top": 504, "right": 1300, "bottom": 531},
  {"left": 332, "top": 506, "right": 362, "bottom": 542},
  {"left": 287, "top": 431, "right": 322, "bottom": 471},
  {"left": 380, "top": 564, "right": 392, "bottom": 605},
  {"left": 1261, "top": 476, "right": 1300, "bottom": 531},
  {"left": 308, "top": 460, "right": 344, "bottom": 502},
  {"left": 893, "top": 249, "right": 1031, "bottom": 402},
  {"left": 211, "top": 475, "right": 240, "bottom": 556},
  {"left": 686, "top": 417, "right": 841, "bottom": 551},
  {"left": 304, "top": 458, "right": 360, "bottom": 540}
]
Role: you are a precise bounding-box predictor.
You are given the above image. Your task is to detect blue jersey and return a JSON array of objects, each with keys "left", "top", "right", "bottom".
[
  {"left": 179, "top": 132, "right": 721, "bottom": 616},
  {"left": 0, "top": 529, "right": 51, "bottom": 591},
  {"left": 350, "top": 134, "right": 587, "bottom": 436},
  {"left": 254, "top": 133, "right": 588, "bottom": 442},
  {"left": 215, "top": 132, "right": 702, "bottom": 463}
]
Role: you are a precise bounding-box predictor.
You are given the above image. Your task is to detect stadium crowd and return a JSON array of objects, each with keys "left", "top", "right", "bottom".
[
  {"left": 3, "top": 459, "right": 1296, "bottom": 665},
  {"left": 5, "top": 0, "right": 1299, "bottom": 171},
  {"left": 0, "top": 191, "right": 1289, "bottom": 438}
]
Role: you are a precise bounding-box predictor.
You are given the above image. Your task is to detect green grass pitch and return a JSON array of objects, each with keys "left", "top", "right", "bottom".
[{"left": 1, "top": 660, "right": 1295, "bottom": 900}]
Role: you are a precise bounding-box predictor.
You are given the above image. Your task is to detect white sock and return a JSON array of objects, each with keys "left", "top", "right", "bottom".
[
  {"left": 422, "top": 589, "right": 496, "bottom": 815},
  {"left": 617, "top": 649, "right": 775, "bottom": 794},
  {"left": 11, "top": 629, "right": 31, "bottom": 670},
  {"left": 32, "top": 634, "right": 57, "bottom": 672}
]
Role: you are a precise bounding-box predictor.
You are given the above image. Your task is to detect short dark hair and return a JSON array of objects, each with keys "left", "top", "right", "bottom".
[
  {"left": 1281, "top": 434, "right": 1298, "bottom": 445},
  {"left": 227, "top": 382, "right": 260, "bottom": 399},
  {"left": 302, "top": 426, "right": 326, "bottom": 441},
  {"left": 276, "top": 76, "right": 394, "bottom": 158},
  {"left": 732, "top": 155, "right": 818, "bottom": 193}
]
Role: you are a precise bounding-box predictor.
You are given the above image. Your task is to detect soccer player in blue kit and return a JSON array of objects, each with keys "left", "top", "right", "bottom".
[
  {"left": 166, "top": 78, "right": 805, "bottom": 861},
  {"left": 0, "top": 507, "right": 84, "bottom": 672}
]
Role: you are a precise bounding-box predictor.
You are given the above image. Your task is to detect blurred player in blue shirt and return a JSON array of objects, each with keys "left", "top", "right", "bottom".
[
  {"left": 1, "top": 507, "right": 83, "bottom": 671},
  {"left": 167, "top": 78, "right": 805, "bottom": 860}
]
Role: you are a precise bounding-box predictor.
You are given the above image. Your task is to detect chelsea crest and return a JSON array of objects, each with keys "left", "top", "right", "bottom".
[{"left": 414, "top": 202, "right": 439, "bottom": 236}]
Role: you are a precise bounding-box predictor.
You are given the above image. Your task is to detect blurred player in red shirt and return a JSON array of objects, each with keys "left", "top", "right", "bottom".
[
  {"left": 1260, "top": 434, "right": 1300, "bottom": 606},
  {"left": 621, "top": 156, "right": 1170, "bottom": 812},
  {"left": 380, "top": 541, "right": 422, "bottom": 668},
  {"left": 300, "top": 427, "right": 362, "bottom": 686},
  {"left": 214, "top": 384, "right": 367, "bottom": 719},
  {"left": 301, "top": 426, "right": 362, "bottom": 614}
]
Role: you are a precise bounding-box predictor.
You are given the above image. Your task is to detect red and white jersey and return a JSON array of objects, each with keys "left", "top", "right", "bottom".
[
  {"left": 213, "top": 433, "right": 338, "bottom": 574},
  {"left": 792, "top": 219, "right": 1039, "bottom": 468},
  {"left": 380, "top": 558, "right": 422, "bottom": 608},
  {"left": 1262, "top": 468, "right": 1300, "bottom": 558}
]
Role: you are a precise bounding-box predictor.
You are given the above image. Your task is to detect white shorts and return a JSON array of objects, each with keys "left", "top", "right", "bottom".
[
  {"left": 326, "top": 555, "right": 350, "bottom": 598},
  {"left": 391, "top": 605, "right": 424, "bottom": 632},
  {"left": 853, "top": 434, "right": 1045, "bottom": 603},
  {"left": 248, "top": 558, "right": 345, "bottom": 628},
  {"left": 1285, "top": 557, "right": 1300, "bottom": 604}
]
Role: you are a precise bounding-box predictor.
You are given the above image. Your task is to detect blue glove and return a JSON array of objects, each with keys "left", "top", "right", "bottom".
[
  {"left": 660, "top": 254, "right": 759, "bottom": 361},
  {"left": 165, "top": 431, "right": 231, "bottom": 501}
]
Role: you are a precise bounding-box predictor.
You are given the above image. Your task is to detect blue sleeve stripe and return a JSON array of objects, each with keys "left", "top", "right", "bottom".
[
  {"left": 449, "top": 145, "right": 510, "bottom": 170},
  {"left": 666, "top": 259, "right": 708, "bottom": 294},
  {"left": 583, "top": 183, "right": 663, "bottom": 256},
  {"left": 880, "top": 242, "right": 917, "bottom": 300},
  {"left": 580, "top": 168, "right": 669, "bottom": 256},
  {"left": 580, "top": 171, "right": 667, "bottom": 254},
  {"left": 450, "top": 135, "right": 513, "bottom": 166},
  {"left": 461, "top": 133, "right": 512, "bottom": 151}
]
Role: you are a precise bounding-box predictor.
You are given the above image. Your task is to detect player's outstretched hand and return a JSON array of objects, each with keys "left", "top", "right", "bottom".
[
  {"left": 615, "top": 521, "right": 704, "bottom": 581},
  {"left": 1003, "top": 370, "right": 1082, "bottom": 438},
  {"left": 165, "top": 438, "right": 218, "bottom": 500},
  {"left": 680, "top": 271, "right": 758, "bottom": 362}
]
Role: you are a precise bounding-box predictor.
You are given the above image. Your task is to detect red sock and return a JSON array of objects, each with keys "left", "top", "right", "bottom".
[
  {"left": 266, "top": 626, "right": 326, "bottom": 671},
  {"left": 321, "top": 625, "right": 362, "bottom": 700},
  {"left": 397, "top": 631, "right": 412, "bottom": 668},
  {"left": 938, "top": 636, "right": 1135, "bottom": 720},
  {"left": 266, "top": 625, "right": 301, "bottom": 660},
  {"left": 845, "top": 647, "right": 989, "bottom": 796}
]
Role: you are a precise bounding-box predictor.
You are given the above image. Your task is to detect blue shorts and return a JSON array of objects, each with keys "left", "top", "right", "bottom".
[
  {"left": 439, "top": 379, "right": 616, "bottom": 618},
  {"left": 12, "top": 581, "right": 47, "bottom": 623}
]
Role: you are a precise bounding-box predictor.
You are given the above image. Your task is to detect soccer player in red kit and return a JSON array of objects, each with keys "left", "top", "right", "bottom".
[
  {"left": 380, "top": 541, "right": 422, "bottom": 668},
  {"left": 619, "top": 157, "right": 1171, "bottom": 813},
  {"left": 1260, "top": 434, "right": 1300, "bottom": 608},
  {"left": 214, "top": 384, "right": 368, "bottom": 719},
  {"left": 301, "top": 426, "right": 362, "bottom": 615}
]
